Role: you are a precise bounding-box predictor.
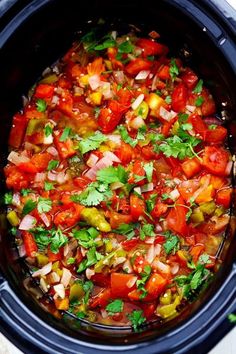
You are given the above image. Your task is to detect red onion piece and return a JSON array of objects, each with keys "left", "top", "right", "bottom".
[{"left": 19, "top": 215, "right": 37, "bottom": 230}]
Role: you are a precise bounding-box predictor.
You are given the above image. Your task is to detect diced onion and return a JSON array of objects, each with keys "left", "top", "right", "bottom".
[
  {"left": 61, "top": 268, "right": 72, "bottom": 287},
  {"left": 130, "top": 116, "right": 145, "bottom": 130},
  {"left": 12, "top": 192, "right": 21, "bottom": 207},
  {"left": 19, "top": 215, "right": 37, "bottom": 230},
  {"left": 7, "top": 151, "right": 30, "bottom": 165},
  {"left": 135, "top": 70, "right": 150, "bottom": 80},
  {"left": 159, "top": 107, "right": 177, "bottom": 121},
  {"left": 107, "top": 134, "right": 121, "bottom": 145},
  {"left": 35, "top": 172, "right": 46, "bottom": 183},
  {"left": 146, "top": 245, "right": 155, "bottom": 263},
  {"left": 32, "top": 262, "right": 52, "bottom": 278},
  {"left": 186, "top": 105, "right": 196, "bottom": 113},
  {"left": 86, "top": 268, "right": 95, "bottom": 280},
  {"left": 122, "top": 259, "right": 133, "bottom": 273},
  {"left": 53, "top": 283, "right": 65, "bottom": 299},
  {"left": 153, "top": 260, "right": 170, "bottom": 274},
  {"left": 170, "top": 262, "right": 180, "bottom": 275},
  {"left": 101, "top": 309, "right": 109, "bottom": 318},
  {"left": 127, "top": 276, "right": 138, "bottom": 288},
  {"left": 88, "top": 74, "right": 100, "bottom": 90},
  {"left": 18, "top": 244, "right": 26, "bottom": 258},
  {"left": 113, "top": 70, "right": 125, "bottom": 84},
  {"left": 87, "top": 154, "right": 99, "bottom": 167},
  {"left": 133, "top": 186, "right": 142, "bottom": 195},
  {"left": 141, "top": 183, "right": 154, "bottom": 193},
  {"left": 154, "top": 244, "right": 161, "bottom": 257},
  {"left": 99, "top": 82, "right": 112, "bottom": 99},
  {"left": 131, "top": 94, "right": 144, "bottom": 110},
  {"left": 40, "top": 278, "right": 48, "bottom": 293},
  {"left": 103, "top": 151, "right": 121, "bottom": 163},
  {"left": 43, "top": 134, "right": 53, "bottom": 145},
  {"left": 169, "top": 188, "right": 180, "bottom": 201},
  {"left": 155, "top": 224, "right": 163, "bottom": 233},
  {"left": 47, "top": 171, "right": 57, "bottom": 181},
  {"left": 46, "top": 146, "right": 58, "bottom": 156},
  {"left": 47, "top": 271, "right": 60, "bottom": 283},
  {"left": 40, "top": 213, "right": 50, "bottom": 227},
  {"left": 113, "top": 257, "right": 126, "bottom": 267},
  {"left": 57, "top": 171, "right": 69, "bottom": 184},
  {"left": 225, "top": 161, "right": 233, "bottom": 176}
]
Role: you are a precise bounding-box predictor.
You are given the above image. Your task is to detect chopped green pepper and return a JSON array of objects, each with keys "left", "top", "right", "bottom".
[{"left": 81, "top": 207, "right": 111, "bottom": 232}]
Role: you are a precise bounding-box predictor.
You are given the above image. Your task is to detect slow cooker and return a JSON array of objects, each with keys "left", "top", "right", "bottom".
[{"left": 0, "top": 0, "right": 236, "bottom": 353}]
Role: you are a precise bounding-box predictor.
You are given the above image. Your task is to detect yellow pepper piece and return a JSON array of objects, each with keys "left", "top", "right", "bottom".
[
  {"left": 146, "top": 93, "right": 166, "bottom": 117},
  {"left": 105, "top": 240, "right": 113, "bottom": 253},
  {"left": 160, "top": 289, "right": 172, "bottom": 305},
  {"left": 195, "top": 184, "right": 214, "bottom": 204},
  {"left": 40, "top": 74, "right": 58, "bottom": 84},
  {"left": 191, "top": 209, "right": 204, "bottom": 224},
  {"left": 81, "top": 207, "right": 111, "bottom": 232},
  {"left": 37, "top": 254, "right": 49, "bottom": 267},
  {"left": 79, "top": 74, "right": 89, "bottom": 86},
  {"left": 89, "top": 92, "right": 102, "bottom": 105},
  {"left": 54, "top": 297, "right": 69, "bottom": 311},
  {"left": 52, "top": 261, "right": 60, "bottom": 271},
  {"left": 104, "top": 60, "right": 112, "bottom": 71},
  {"left": 135, "top": 101, "right": 149, "bottom": 119},
  {"left": 199, "top": 201, "right": 216, "bottom": 215},
  {"left": 69, "top": 283, "right": 85, "bottom": 301},
  {"left": 157, "top": 295, "right": 181, "bottom": 319},
  {"left": 7, "top": 211, "right": 19, "bottom": 226}
]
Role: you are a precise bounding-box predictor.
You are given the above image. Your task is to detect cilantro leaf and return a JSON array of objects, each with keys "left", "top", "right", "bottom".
[
  {"left": 106, "top": 299, "right": 124, "bottom": 314},
  {"left": 36, "top": 98, "right": 47, "bottom": 112},
  {"left": 146, "top": 194, "right": 157, "bottom": 213},
  {"left": 50, "top": 228, "right": 68, "bottom": 253},
  {"left": 77, "top": 246, "right": 103, "bottom": 272},
  {"left": 169, "top": 59, "right": 179, "bottom": 80},
  {"left": 143, "top": 162, "right": 153, "bottom": 183},
  {"left": 37, "top": 198, "right": 52, "bottom": 214},
  {"left": 192, "top": 79, "right": 203, "bottom": 94},
  {"left": 72, "top": 227, "right": 99, "bottom": 248},
  {"left": 44, "top": 125, "right": 53, "bottom": 137},
  {"left": 47, "top": 160, "right": 59, "bottom": 171},
  {"left": 83, "top": 280, "right": 94, "bottom": 304},
  {"left": 163, "top": 231, "right": 180, "bottom": 254},
  {"left": 113, "top": 223, "right": 138, "bottom": 240},
  {"left": 94, "top": 38, "right": 116, "bottom": 50},
  {"left": 21, "top": 189, "right": 32, "bottom": 196},
  {"left": 59, "top": 127, "right": 71, "bottom": 142},
  {"left": 165, "top": 95, "right": 172, "bottom": 104},
  {"left": 4, "top": 192, "right": 13, "bottom": 204},
  {"left": 30, "top": 227, "right": 67, "bottom": 253},
  {"left": 22, "top": 199, "right": 37, "bottom": 216},
  {"left": 71, "top": 182, "right": 112, "bottom": 206},
  {"left": 78, "top": 131, "right": 107, "bottom": 154},
  {"left": 195, "top": 96, "right": 204, "bottom": 107},
  {"left": 44, "top": 181, "right": 54, "bottom": 191},
  {"left": 96, "top": 165, "right": 128, "bottom": 184},
  {"left": 208, "top": 124, "right": 217, "bottom": 130},
  {"left": 140, "top": 223, "right": 155, "bottom": 241},
  {"left": 118, "top": 125, "right": 137, "bottom": 147},
  {"left": 30, "top": 227, "right": 51, "bottom": 249},
  {"left": 128, "top": 310, "right": 146, "bottom": 331},
  {"left": 67, "top": 257, "right": 75, "bottom": 265},
  {"left": 118, "top": 40, "right": 134, "bottom": 54},
  {"left": 136, "top": 264, "right": 152, "bottom": 298}
]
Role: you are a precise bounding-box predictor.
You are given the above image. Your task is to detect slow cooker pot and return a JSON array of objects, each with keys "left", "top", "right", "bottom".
[{"left": 0, "top": 0, "right": 236, "bottom": 353}]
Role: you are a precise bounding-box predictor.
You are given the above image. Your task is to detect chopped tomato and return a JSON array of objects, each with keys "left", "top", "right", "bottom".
[
  {"left": 90, "top": 288, "right": 112, "bottom": 308},
  {"left": 111, "top": 273, "right": 136, "bottom": 298},
  {"left": 157, "top": 65, "right": 170, "bottom": 80},
  {"left": 128, "top": 161, "right": 146, "bottom": 185},
  {"left": 17, "top": 162, "right": 38, "bottom": 174},
  {"left": 151, "top": 201, "right": 168, "bottom": 218},
  {"left": 178, "top": 180, "right": 199, "bottom": 201},
  {"left": 4, "top": 165, "right": 31, "bottom": 190},
  {"left": 53, "top": 131, "right": 76, "bottom": 159},
  {"left": 166, "top": 197, "right": 188, "bottom": 236},
  {"left": 125, "top": 58, "right": 152, "bottom": 76},
  {"left": 136, "top": 38, "right": 166, "bottom": 57},
  {"left": 202, "top": 146, "right": 229, "bottom": 176},
  {"left": 121, "top": 238, "right": 139, "bottom": 251},
  {"left": 91, "top": 273, "right": 110, "bottom": 287},
  {"left": 181, "top": 158, "right": 201, "bottom": 178},
  {"left": 8, "top": 113, "right": 28, "bottom": 148},
  {"left": 133, "top": 255, "right": 150, "bottom": 274},
  {"left": 34, "top": 84, "right": 54, "bottom": 99},
  {"left": 190, "top": 244, "right": 205, "bottom": 263},
  {"left": 128, "top": 273, "right": 167, "bottom": 301},
  {"left": 171, "top": 83, "right": 188, "bottom": 112},
  {"left": 215, "top": 188, "right": 232, "bottom": 208},
  {"left": 22, "top": 231, "right": 38, "bottom": 257},
  {"left": 98, "top": 100, "right": 125, "bottom": 133},
  {"left": 109, "top": 212, "right": 133, "bottom": 229},
  {"left": 115, "top": 142, "right": 134, "bottom": 164},
  {"left": 47, "top": 248, "right": 62, "bottom": 262},
  {"left": 181, "top": 69, "right": 198, "bottom": 89},
  {"left": 31, "top": 152, "right": 52, "bottom": 172},
  {"left": 130, "top": 194, "right": 146, "bottom": 221},
  {"left": 87, "top": 57, "right": 105, "bottom": 76},
  {"left": 53, "top": 205, "right": 83, "bottom": 228},
  {"left": 205, "top": 125, "right": 227, "bottom": 144},
  {"left": 201, "top": 88, "right": 216, "bottom": 116}
]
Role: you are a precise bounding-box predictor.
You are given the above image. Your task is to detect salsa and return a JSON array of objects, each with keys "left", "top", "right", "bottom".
[{"left": 4, "top": 28, "right": 232, "bottom": 329}]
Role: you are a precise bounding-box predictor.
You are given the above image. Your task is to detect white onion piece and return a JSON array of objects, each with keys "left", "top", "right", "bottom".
[
  {"left": 103, "top": 151, "right": 121, "bottom": 163},
  {"left": 127, "top": 276, "right": 138, "bottom": 288},
  {"left": 8, "top": 151, "right": 30, "bottom": 165},
  {"left": 87, "top": 154, "right": 99, "bottom": 167},
  {"left": 133, "top": 186, "right": 142, "bottom": 195},
  {"left": 135, "top": 70, "right": 150, "bottom": 80},
  {"left": 225, "top": 161, "right": 233, "bottom": 176},
  {"left": 99, "top": 82, "right": 112, "bottom": 99},
  {"left": 113, "top": 257, "right": 126, "bottom": 267},
  {"left": 53, "top": 283, "right": 65, "bottom": 299},
  {"left": 85, "top": 155, "right": 114, "bottom": 180},
  {"left": 186, "top": 105, "right": 196, "bottom": 112},
  {"left": 190, "top": 175, "right": 211, "bottom": 202},
  {"left": 57, "top": 171, "right": 69, "bottom": 184},
  {"left": 40, "top": 278, "right": 48, "bottom": 293},
  {"left": 80, "top": 246, "right": 87, "bottom": 257},
  {"left": 46, "top": 146, "right": 58, "bottom": 156},
  {"left": 51, "top": 95, "right": 60, "bottom": 105},
  {"left": 173, "top": 178, "right": 181, "bottom": 185},
  {"left": 170, "top": 262, "right": 180, "bottom": 275},
  {"left": 48, "top": 271, "right": 60, "bottom": 283},
  {"left": 154, "top": 244, "right": 161, "bottom": 257},
  {"left": 131, "top": 94, "right": 144, "bottom": 110},
  {"left": 159, "top": 107, "right": 177, "bottom": 121},
  {"left": 61, "top": 268, "right": 72, "bottom": 287},
  {"left": 111, "top": 31, "right": 117, "bottom": 39},
  {"left": 40, "top": 213, "right": 50, "bottom": 227},
  {"left": 32, "top": 262, "right": 52, "bottom": 278},
  {"left": 151, "top": 74, "right": 159, "bottom": 91},
  {"left": 86, "top": 268, "right": 95, "bottom": 280},
  {"left": 35, "top": 172, "right": 46, "bottom": 183},
  {"left": 122, "top": 259, "right": 133, "bottom": 273},
  {"left": 130, "top": 116, "right": 145, "bottom": 130},
  {"left": 19, "top": 215, "right": 37, "bottom": 230},
  {"left": 47, "top": 171, "right": 57, "bottom": 181},
  {"left": 18, "top": 244, "right": 26, "bottom": 258},
  {"left": 63, "top": 243, "right": 69, "bottom": 257},
  {"left": 88, "top": 74, "right": 100, "bottom": 90},
  {"left": 84, "top": 168, "right": 97, "bottom": 181},
  {"left": 155, "top": 224, "right": 163, "bottom": 233},
  {"left": 145, "top": 237, "right": 155, "bottom": 244},
  {"left": 153, "top": 260, "right": 170, "bottom": 274},
  {"left": 141, "top": 183, "right": 154, "bottom": 193},
  {"left": 12, "top": 192, "right": 21, "bottom": 207},
  {"left": 101, "top": 309, "right": 109, "bottom": 319},
  {"left": 146, "top": 245, "right": 155, "bottom": 263},
  {"left": 113, "top": 70, "right": 125, "bottom": 84},
  {"left": 43, "top": 134, "right": 53, "bottom": 145},
  {"left": 169, "top": 188, "right": 180, "bottom": 201},
  {"left": 107, "top": 134, "right": 121, "bottom": 145}
]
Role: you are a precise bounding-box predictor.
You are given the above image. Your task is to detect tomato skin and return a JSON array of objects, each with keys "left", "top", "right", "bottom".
[
  {"left": 53, "top": 205, "right": 83, "bottom": 228},
  {"left": 171, "top": 83, "right": 188, "bottom": 112},
  {"left": 166, "top": 197, "right": 188, "bottom": 236},
  {"left": 53, "top": 131, "right": 76, "bottom": 159},
  {"left": 128, "top": 161, "right": 146, "bottom": 186},
  {"left": 190, "top": 244, "right": 205, "bottom": 263},
  {"left": 30, "top": 152, "right": 52, "bottom": 172},
  {"left": 202, "top": 146, "right": 229, "bottom": 176},
  {"left": 98, "top": 100, "right": 127, "bottom": 133},
  {"left": 22, "top": 231, "right": 38, "bottom": 257},
  {"left": 115, "top": 142, "right": 134, "bottom": 164},
  {"left": 90, "top": 288, "right": 112, "bottom": 308},
  {"left": 141, "top": 144, "right": 160, "bottom": 160},
  {"left": 125, "top": 58, "right": 152, "bottom": 76},
  {"left": 181, "top": 158, "right": 201, "bottom": 178},
  {"left": 151, "top": 201, "right": 168, "bottom": 218},
  {"left": 9, "top": 114, "right": 28, "bottom": 148},
  {"left": 17, "top": 162, "right": 38, "bottom": 174},
  {"left": 158, "top": 65, "right": 170, "bottom": 80},
  {"left": 47, "top": 248, "right": 62, "bottom": 262},
  {"left": 189, "top": 113, "right": 208, "bottom": 137},
  {"left": 181, "top": 69, "right": 198, "bottom": 89},
  {"left": 141, "top": 303, "right": 156, "bottom": 320},
  {"left": 133, "top": 255, "right": 150, "bottom": 274},
  {"left": 205, "top": 126, "right": 227, "bottom": 144},
  {"left": 201, "top": 88, "right": 216, "bottom": 116},
  {"left": 178, "top": 180, "right": 199, "bottom": 201},
  {"left": 73, "top": 176, "right": 90, "bottom": 189},
  {"left": 91, "top": 273, "right": 110, "bottom": 287},
  {"left": 121, "top": 238, "right": 139, "bottom": 251},
  {"left": 4, "top": 165, "right": 31, "bottom": 190},
  {"left": 136, "top": 38, "right": 166, "bottom": 57},
  {"left": 130, "top": 194, "right": 146, "bottom": 221},
  {"left": 109, "top": 212, "right": 133, "bottom": 229},
  {"left": 216, "top": 188, "right": 232, "bottom": 208},
  {"left": 111, "top": 273, "right": 136, "bottom": 298},
  {"left": 34, "top": 84, "right": 54, "bottom": 99}
]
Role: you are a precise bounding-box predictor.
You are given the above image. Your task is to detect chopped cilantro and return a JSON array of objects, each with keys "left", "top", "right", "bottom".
[
  {"left": 165, "top": 95, "right": 172, "bottom": 104},
  {"left": 44, "top": 125, "right": 53, "bottom": 137},
  {"left": 77, "top": 246, "right": 103, "bottom": 272},
  {"left": 113, "top": 223, "right": 138, "bottom": 240},
  {"left": 143, "top": 162, "right": 153, "bottom": 183},
  {"left": 47, "top": 160, "right": 59, "bottom": 171},
  {"left": 136, "top": 264, "right": 152, "bottom": 298},
  {"left": 50, "top": 228, "right": 68, "bottom": 253},
  {"left": 67, "top": 257, "right": 75, "bottom": 265},
  {"left": 137, "top": 125, "right": 147, "bottom": 141},
  {"left": 169, "top": 58, "right": 179, "bottom": 80},
  {"left": 71, "top": 182, "right": 112, "bottom": 206},
  {"left": 134, "top": 174, "right": 146, "bottom": 183},
  {"left": 195, "top": 96, "right": 204, "bottom": 107},
  {"left": 146, "top": 194, "right": 157, "bottom": 213},
  {"left": 208, "top": 124, "right": 217, "bottom": 130},
  {"left": 44, "top": 181, "right": 54, "bottom": 191},
  {"left": 181, "top": 123, "right": 193, "bottom": 131},
  {"left": 161, "top": 193, "right": 172, "bottom": 201},
  {"left": 163, "top": 231, "right": 180, "bottom": 255},
  {"left": 118, "top": 40, "right": 134, "bottom": 54},
  {"left": 22, "top": 199, "right": 37, "bottom": 216},
  {"left": 94, "top": 107, "right": 101, "bottom": 118},
  {"left": 117, "top": 83, "right": 122, "bottom": 91},
  {"left": 59, "top": 127, "right": 71, "bottom": 142},
  {"left": 76, "top": 311, "right": 86, "bottom": 319},
  {"left": 94, "top": 38, "right": 116, "bottom": 50},
  {"left": 21, "top": 189, "right": 32, "bottom": 196},
  {"left": 4, "top": 192, "right": 13, "bottom": 204},
  {"left": 37, "top": 197, "right": 52, "bottom": 214},
  {"left": 128, "top": 310, "right": 146, "bottom": 331},
  {"left": 106, "top": 299, "right": 124, "bottom": 314},
  {"left": 77, "top": 131, "right": 107, "bottom": 154},
  {"left": 178, "top": 113, "right": 189, "bottom": 123},
  {"left": 72, "top": 227, "right": 99, "bottom": 248},
  {"left": 193, "top": 79, "right": 203, "bottom": 94},
  {"left": 30, "top": 227, "right": 67, "bottom": 253},
  {"left": 96, "top": 165, "right": 128, "bottom": 184},
  {"left": 36, "top": 98, "right": 47, "bottom": 112},
  {"left": 118, "top": 125, "right": 137, "bottom": 147},
  {"left": 147, "top": 55, "right": 155, "bottom": 61},
  {"left": 140, "top": 223, "right": 155, "bottom": 241},
  {"left": 83, "top": 280, "right": 94, "bottom": 304}
]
